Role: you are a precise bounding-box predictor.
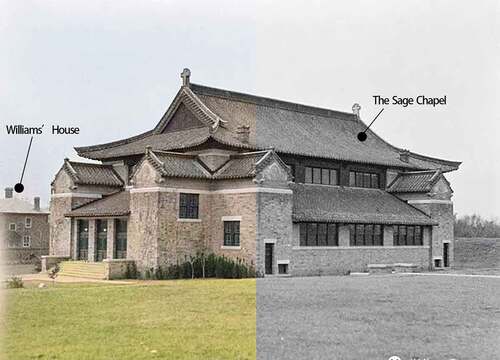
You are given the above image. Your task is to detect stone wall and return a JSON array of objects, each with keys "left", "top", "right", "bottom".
[{"left": 291, "top": 247, "right": 430, "bottom": 276}]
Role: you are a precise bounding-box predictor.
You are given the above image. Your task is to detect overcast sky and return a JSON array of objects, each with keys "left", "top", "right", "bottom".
[{"left": 1, "top": 0, "right": 498, "bottom": 217}]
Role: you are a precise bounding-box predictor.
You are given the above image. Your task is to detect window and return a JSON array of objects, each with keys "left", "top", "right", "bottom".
[
  {"left": 23, "top": 235, "right": 31, "bottom": 248},
  {"left": 299, "top": 223, "right": 338, "bottom": 246},
  {"left": 9, "top": 223, "right": 16, "bottom": 231},
  {"left": 286, "top": 163, "right": 295, "bottom": 180},
  {"left": 305, "top": 167, "right": 338, "bottom": 185},
  {"left": 278, "top": 263, "right": 289, "bottom": 274},
  {"left": 349, "top": 171, "right": 380, "bottom": 188},
  {"left": 349, "top": 224, "right": 383, "bottom": 246},
  {"left": 393, "top": 225, "right": 423, "bottom": 246},
  {"left": 224, "top": 221, "right": 240, "bottom": 246},
  {"left": 179, "top": 193, "right": 199, "bottom": 219},
  {"left": 25, "top": 217, "right": 32, "bottom": 229}
]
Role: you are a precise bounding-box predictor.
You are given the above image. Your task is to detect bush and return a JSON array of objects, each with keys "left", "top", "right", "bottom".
[
  {"left": 6, "top": 276, "right": 24, "bottom": 289},
  {"left": 151, "top": 253, "right": 256, "bottom": 280}
]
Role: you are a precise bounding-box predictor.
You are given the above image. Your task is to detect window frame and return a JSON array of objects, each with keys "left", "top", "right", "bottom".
[
  {"left": 304, "top": 166, "right": 338, "bottom": 186},
  {"left": 22, "top": 235, "right": 31, "bottom": 248},
  {"left": 299, "top": 222, "right": 338, "bottom": 247},
  {"left": 9, "top": 223, "right": 16, "bottom": 232},
  {"left": 25, "top": 217, "right": 32, "bottom": 229},
  {"left": 223, "top": 221, "right": 240, "bottom": 247},
  {"left": 348, "top": 170, "right": 380, "bottom": 189},
  {"left": 350, "top": 224, "right": 384, "bottom": 246},
  {"left": 179, "top": 193, "right": 199, "bottom": 219},
  {"left": 393, "top": 225, "right": 424, "bottom": 246}
]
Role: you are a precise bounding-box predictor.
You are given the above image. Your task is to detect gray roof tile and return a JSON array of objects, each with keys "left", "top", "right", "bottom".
[
  {"left": 292, "top": 183, "right": 436, "bottom": 225},
  {"left": 66, "top": 191, "right": 130, "bottom": 217},
  {"left": 387, "top": 170, "right": 441, "bottom": 193}
]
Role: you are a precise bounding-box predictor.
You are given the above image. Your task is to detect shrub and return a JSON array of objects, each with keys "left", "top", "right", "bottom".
[
  {"left": 149, "top": 253, "right": 256, "bottom": 280},
  {"left": 6, "top": 276, "right": 24, "bottom": 289}
]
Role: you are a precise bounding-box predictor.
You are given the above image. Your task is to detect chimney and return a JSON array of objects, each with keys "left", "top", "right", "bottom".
[
  {"left": 5, "top": 187, "right": 13, "bottom": 199},
  {"left": 34, "top": 197, "right": 40, "bottom": 211},
  {"left": 400, "top": 149, "right": 410, "bottom": 163},
  {"left": 352, "top": 103, "right": 361, "bottom": 117},
  {"left": 180, "top": 68, "right": 191, "bottom": 87},
  {"left": 236, "top": 125, "right": 250, "bottom": 143}
]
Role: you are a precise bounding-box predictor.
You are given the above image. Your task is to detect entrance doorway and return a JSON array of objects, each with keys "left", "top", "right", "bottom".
[
  {"left": 265, "top": 243, "right": 274, "bottom": 275},
  {"left": 443, "top": 243, "right": 450, "bottom": 267},
  {"left": 77, "top": 220, "right": 89, "bottom": 260},
  {"left": 95, "top": 220, "right": 108, "bottom": 262}
]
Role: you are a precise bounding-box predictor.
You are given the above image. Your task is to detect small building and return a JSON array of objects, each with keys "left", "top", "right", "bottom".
[
  {"left": 49, "top": 69, "right": 460, "bottom": 277},
  {"left": 0, "top": 187, "right": 50, "bottom": 264}
]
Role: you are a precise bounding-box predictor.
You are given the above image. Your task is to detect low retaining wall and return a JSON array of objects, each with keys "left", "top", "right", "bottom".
[
  {"left": 103, "top": 259, "right": 136, "bottom": 280},
  {"left": 291, "top": 246, "right": 430, "bottom": 276},
  {"left": 41, "top": 255, "right": 70, "bottom": 272}
]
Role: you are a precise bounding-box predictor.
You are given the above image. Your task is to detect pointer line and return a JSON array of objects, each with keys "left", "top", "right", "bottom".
[
  {"left": 363, "top": 108, "right": 384, "bottom": 133},
  {"left": 19, "top": 136, "right": 33, "bottom": 184}
]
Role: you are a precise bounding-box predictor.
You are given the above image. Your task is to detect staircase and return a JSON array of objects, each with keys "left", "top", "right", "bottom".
[{"left": 58, "top": 261, "right": 107, "bottom": 280}]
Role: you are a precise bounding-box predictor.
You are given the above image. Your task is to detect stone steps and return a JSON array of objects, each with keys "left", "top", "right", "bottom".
[{"left": 58, "top": 261, "right": 106, "bottom": 280}]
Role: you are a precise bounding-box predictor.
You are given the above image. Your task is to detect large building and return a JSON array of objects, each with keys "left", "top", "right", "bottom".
[
  {"left": 49, "top": 69, "right": 460, "bottom": 277},
  {"left": 1, "top": 187, "right": 50, "bottom": 264}
]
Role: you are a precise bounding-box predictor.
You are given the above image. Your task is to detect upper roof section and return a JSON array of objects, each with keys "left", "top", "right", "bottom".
[
  {"left": 0, "top": 198, "right": 48, "bottom": 214},
  {"left": 60, "top": 159, "right": 124, "bottom": 187},
  {"left": 66, "top": 190, "right": 130, "bottom": 218},
  {"left": 75, "top": 69, "right": 461, "bottom": 172},
  {"left": 132, "top": 148, "right": 284, "bottom": 181}
]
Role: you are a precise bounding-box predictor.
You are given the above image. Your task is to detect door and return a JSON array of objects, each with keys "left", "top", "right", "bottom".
[
  {"left": 114, "top": 219, "right": 128, "bottom": 259},
  {"left": 443, "top": 243, "right": 450, "bottom": 267},
  {"left": 77, "top": 220, "right": 89, "bottom": 260},
  {"left": 95, "top": 220, "right": 108, "bottom": 262},
  {"left": 265, "top": 243, "right": 273, "bottom": 275}
]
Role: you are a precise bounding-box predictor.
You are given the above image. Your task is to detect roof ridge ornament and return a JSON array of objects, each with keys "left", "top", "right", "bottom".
[
  {"left": 352, "top": 103, "right": 361, "bottom": 118},
  {"left": 181, "top": 68, "right": 191, "bottom": 87}
]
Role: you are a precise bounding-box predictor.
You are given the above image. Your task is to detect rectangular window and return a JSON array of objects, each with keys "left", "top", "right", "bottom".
[
  {"left": 23, "top": 235, "right": 31, "bottom": 248},
  {"left": 286, "top": 164, "right": 295, "bottom": 180},
  {"left": 298, "top": 222, "right": 338, "bottom": 247},
  {"left": 223, "top": 221, "right": 240, "bottom": 246},
  {"left": 305, "top": 166, "right": 338, "bottom": 185},
  {"left": 393, "top": 225, "right": 423, "bottom": 246},
  {"left": 350, "top": 224, "right": 384, "bottom": 246},
  {"left": 349, "top": 171, "right": 380, "bottom": 189},
  {"left": 179, "top": 193, "right": 199, "bottom": 219},
  {"left": 25, "top": 217, "right": 32, "bottom": 229},
  {"left": 9, "top": 223, "right": 16, "bottom": 231}
]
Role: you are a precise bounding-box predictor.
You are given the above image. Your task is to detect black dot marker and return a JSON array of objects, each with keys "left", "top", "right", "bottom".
[
  {"left": 14, "top": 183, "right": 24, "bottom": 193},
  {"left": 357, "top": 132, "right": 367, "bottom": 142}
]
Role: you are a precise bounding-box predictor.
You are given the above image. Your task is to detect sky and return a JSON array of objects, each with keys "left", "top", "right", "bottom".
[{"left": 0, "top": 0, "right": 498, "bottom": 217}]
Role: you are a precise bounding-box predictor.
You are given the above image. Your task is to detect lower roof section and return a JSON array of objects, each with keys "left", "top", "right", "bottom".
[
  {"left": 66, "top": 191, "right": 130, "bottom": 218},
  {"left": 291, "top": 183, "right": 437, "bottom": 226}
]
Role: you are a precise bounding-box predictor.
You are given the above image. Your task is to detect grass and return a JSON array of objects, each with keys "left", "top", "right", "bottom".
[
  {"left": 257, "top": 275, "right": 500, "bottom": 359},
  {"left": 2, "top": 279, "right": 256, "bottom": 360},
  {"left": 454, "top": 237, "right": 499, "bottom": 273}
]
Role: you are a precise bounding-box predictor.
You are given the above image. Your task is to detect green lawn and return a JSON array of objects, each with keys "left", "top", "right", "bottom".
[{"left": 2, "top": 279, "right": 256, "bottom": 360}]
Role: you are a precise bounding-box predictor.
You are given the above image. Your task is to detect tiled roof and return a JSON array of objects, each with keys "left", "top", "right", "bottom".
[
  {"left": 66, "top": 191, "right": 130, "bottom": 217},
  {"left": 74, "top": 82, "right": 460, "bottom": 172},
  {"left": 0, "top": 198, "right": 49, "bottom": 214},
  {"left": 292, "top": 183, "right": 436, "bottom": 225},
  {"left": 136, "top": 150, "right": 275, "bottom": 180},
  {"left": 213, "top": 151, "right": 268, "bottom": 179},
  {"left": 65, "top": 160, "right": 123, "bottom": 187},
  {"left": 387, "top": 170, "right": 441, "bottom": 193},
  {"left": 146, "top": 150, "right": 211, "bottom": 179}
]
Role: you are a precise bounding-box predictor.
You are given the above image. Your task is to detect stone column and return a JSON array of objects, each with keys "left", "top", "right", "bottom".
[
  {"left": 88, "top": 219, "right": 96, "bottom": 262},
  {"left": 383, "top": 226, "right": 394, "bottom": 247},
  {"left": 338, "top": 225, "right": 350, "bottom": 247},
  {"left": 72, "top": 219, "right": 79, "bottom": 260},
  {"left": 107, "top": 219, "right": 115, "bottom": 260}
]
